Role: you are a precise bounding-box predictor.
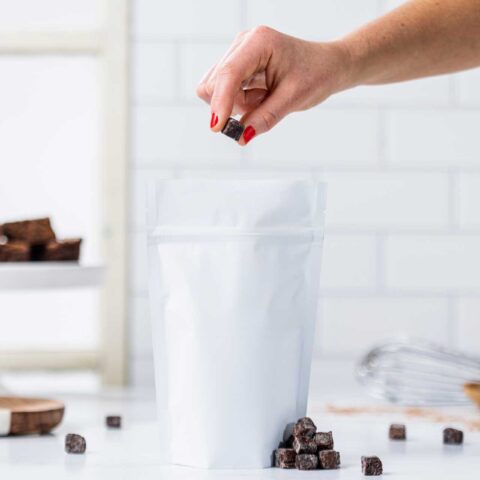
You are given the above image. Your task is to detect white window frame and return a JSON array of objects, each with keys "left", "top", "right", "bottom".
[{"left": 0, "top": 0, "right": 129, "bottom": 385}]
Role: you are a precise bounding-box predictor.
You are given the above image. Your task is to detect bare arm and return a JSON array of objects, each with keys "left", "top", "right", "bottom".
[
  {"left": 197, "top": 0, "right": 480, "bottom": 144},
  {"left": 344, "top": 0, "right": 480, "bottom": 87}
]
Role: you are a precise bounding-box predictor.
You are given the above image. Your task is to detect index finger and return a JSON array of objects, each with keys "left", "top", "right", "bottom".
[{"left": 210, "top": 32, "right": 270, "bottom": 132}]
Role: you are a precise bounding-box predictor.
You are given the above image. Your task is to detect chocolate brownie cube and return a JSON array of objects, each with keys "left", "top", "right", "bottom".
[
  {"left": 315, "top": 431, "right": 334, "bottom": 450},
  {"left": 361, "top": 456, "right": 383, "bottom": 476},
  {"left": 293, "top": 435, "right": 317, "bottom": 454},
  {"left": 319, "top": 449, "right": 340, "bottom": 469},
  {"left": 389, "top": 424, "right": 406, "bottom": 440},
  {"left": 295, "top": 453, "right": 318, "bottom": 470},
  {"left": 274, "top": 448, "right": 296, "bottom": 469},
  {"left": 65, "top": 433, "right": 86, "bottom": 454},
  {"left": 106, "top": 415, "right": 121, "bottom": 428},
  {"left": 221, "top": 117, "right": 244, "bottom": 141},
  {"left": 2, "top": 218, "right": 55, "bottom": 245},
  {"left": 293, "top": 417, "right": 316, "bottom": 439},
  {"left": 443, "top": 427, "right": 463, "bottom": 445}
]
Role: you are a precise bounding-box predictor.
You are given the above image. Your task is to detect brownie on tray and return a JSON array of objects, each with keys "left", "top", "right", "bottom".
[
  {"left": 0, "top": 241, "right": 30, "bottom": 262},
  {"left": 31, "top": 239, "right": 82, "bottom": 262},
  {"left": 1, "top": 218, "right": 56, "bottom": 245}
]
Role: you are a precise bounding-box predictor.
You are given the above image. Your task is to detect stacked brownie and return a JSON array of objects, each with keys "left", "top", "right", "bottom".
[
  {"left": 273, "top": 417, "right": 341, "bottom": 471},
  {"left": 0, "top": 217, "right": 81, "bottom": 262}
]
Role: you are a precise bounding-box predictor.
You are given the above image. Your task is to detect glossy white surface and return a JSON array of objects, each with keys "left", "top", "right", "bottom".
[{"left": 0, "top": 375, "right": 479, "bottom": 480}]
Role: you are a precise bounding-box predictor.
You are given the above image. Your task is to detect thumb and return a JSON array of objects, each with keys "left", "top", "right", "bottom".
[{"left": 238, "top": 86, "right": 292, "bottom": 145}]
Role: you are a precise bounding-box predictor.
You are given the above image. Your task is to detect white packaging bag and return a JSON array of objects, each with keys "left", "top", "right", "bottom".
[{"left": 147, "top": 178, "right": 326, "bottom": 469}]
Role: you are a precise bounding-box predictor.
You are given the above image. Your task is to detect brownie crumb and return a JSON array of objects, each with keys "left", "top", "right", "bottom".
[
  {"left": 315, "top": 431, "right": 334, "bottom": 450},
  {"left": 106, "top": 415, "right": 122, "bottom": 429},
  {"left": 65, "top": 433, "right": 86, "bottom": 454},
  {"left": 361, "top": 456, "right": 383, "bottom": 476},
  {"left": 221, "top": 117, "right": 244, "bottom": 141},
  {"left": 295, "top": 453, "right": 319, "bottom": 470},
  {"left": 274, "top": 448, "right": 296, "bottom": 469},
  {"left": 389, "top": 423, "right": 406, "bottom": 440},
  {"left": 319, "top": 449, "right": 340, "bottom": 469},
  {"left": 443, "top": 427, "right": 463, "bottom": 445},
  {"left": 293, "top": 417, "right": 316, "bottom": 439}
]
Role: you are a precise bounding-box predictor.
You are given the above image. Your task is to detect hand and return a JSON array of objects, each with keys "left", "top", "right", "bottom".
[{"left": 196, "top": 26, "right": 352, "bottom": 145}]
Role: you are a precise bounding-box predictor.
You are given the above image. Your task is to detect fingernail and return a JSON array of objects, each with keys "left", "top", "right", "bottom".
[
  {"left": 243, "top": 125, "right": 256, "bottom": 144},
  {"left": 210, "top": 112, "right": 218, "bottom": 128}
]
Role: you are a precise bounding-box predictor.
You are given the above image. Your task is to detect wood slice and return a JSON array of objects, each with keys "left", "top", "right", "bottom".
[
  {"left": 0, "top": 396, "right": 64, "bottom": 435},
  {"left": 464, "top": 383, "right": 480, "bottom": 408}
]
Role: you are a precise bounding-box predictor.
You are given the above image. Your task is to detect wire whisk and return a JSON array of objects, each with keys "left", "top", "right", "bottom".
[{"left": 356, "top": 338, "right": 480, "bottom": 406}]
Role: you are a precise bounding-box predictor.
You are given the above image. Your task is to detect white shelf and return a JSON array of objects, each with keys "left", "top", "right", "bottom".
[{"left": 0, "top": 263, "right": 104, "bottom": 290}]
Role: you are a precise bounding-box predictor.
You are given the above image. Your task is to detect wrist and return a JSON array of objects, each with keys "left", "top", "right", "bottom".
[{"left": 328, "top": 38, "right": 363, "bottom": 93}]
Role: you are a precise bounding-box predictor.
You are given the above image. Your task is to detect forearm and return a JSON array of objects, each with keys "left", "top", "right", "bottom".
[{"left": 339, "top": 0, "right": 480, "bottom": 88}]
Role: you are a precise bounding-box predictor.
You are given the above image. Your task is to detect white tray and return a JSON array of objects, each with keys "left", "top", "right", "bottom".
[{"left": 0, "top": 263, "right": 104, "bottom": 290}]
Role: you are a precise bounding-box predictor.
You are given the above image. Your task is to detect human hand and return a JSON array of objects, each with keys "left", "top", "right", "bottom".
[{"left": 196, "top": 26, "right": 352, "bottom": 145}]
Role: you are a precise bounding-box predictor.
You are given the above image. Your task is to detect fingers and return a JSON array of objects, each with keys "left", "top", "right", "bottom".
[
  {"left": 209, "top": 46, "right": 266, "bottom": 132},
  {"left": 196, "top": 30, "right": 247, "bottom": 105},
  {"left": 233, "top": 88, "right": 269, "bottom": 116},
  {"left": 196, "top": 26, "right": 292, "bottom": 141},
  {"left": 238, "top": 84, "right": 293, "bottom": 145},
  {"left": 198, "top": 26, "right": 276, "bottom": 132}
]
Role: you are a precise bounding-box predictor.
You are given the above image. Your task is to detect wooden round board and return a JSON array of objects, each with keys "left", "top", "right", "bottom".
[
  {"left": 0, "top": 396, "right": 64, "bottom": 436},
  {"left": 464, "top": 383, "right": 480, "bottom": 408}
]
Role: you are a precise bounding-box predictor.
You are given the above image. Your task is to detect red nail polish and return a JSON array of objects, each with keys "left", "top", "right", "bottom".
[
  {"left": 243, "top": 125, "right": 256, "bottom": 144},
  {"left": 210, "top": 112, "right": 218, "bottom": 128}
]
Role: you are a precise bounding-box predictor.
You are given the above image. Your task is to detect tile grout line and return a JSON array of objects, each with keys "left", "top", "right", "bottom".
[
  {"left": 448, "top": 169, "right": 461, "bottom": 232},
  {"left": 377, "top": 108, "right": 387, "bottom": 166},
  {"left": 448, "top": 75, "right": 460, "bottom": 107},
  {"left": 172, "top": 40, "right": 183, "bottom": 102},
  {"left": 375, "top": 232, "right": 386, "bottom": 293},
  {"left": 447, "top": 295, "right": 458, "bottom": 349}
]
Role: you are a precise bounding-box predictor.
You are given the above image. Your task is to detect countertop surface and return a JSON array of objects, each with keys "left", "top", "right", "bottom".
[{"left": 0, "top": 367, "right": 479, "bottom": 479}]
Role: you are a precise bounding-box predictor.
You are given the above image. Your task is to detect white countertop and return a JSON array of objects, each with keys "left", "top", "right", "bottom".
[{"left": 1, "top": 367, "right": 479, "bottom": 479}]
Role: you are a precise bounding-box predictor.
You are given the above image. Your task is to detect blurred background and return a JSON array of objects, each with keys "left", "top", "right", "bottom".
[{"left": 1, "top": 0, "right": 479, "bottom": 393}]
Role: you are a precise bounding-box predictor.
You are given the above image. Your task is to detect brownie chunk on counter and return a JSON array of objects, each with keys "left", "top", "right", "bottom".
[
  {"left": 319, "top": 449, "right": 340, "bottom": 469},
  {"left": 31, "top": 238, "right": 81, "bottom": 261},
  {"left": 295, "top": 453, "right": 318, "bottom": 470},
  {"left": 0, "top": 241, "right": 29, "bottom": 262},
  {"left": 274, "top": 448, "right": 296, "bottom": 469},
  {"left": 361, "top": 456, "right": 383, "bottom": 476},
  {"left": 293, "top": 417, "right": 316, "bottom": 439},
  {"left": 106, "top": 415, "right": 122, "bottom": 428},
  {"left": 65, "top": 433, "right": 86, "bottom": 454},
  {"left": 2, "top": 218, "right": 55, "bottom": 245},
  {"left": 315, "top": 431, "right": 334, "bottom": 450},
  {"left": 221, "top": 117, "right": 245, "bottom": 141},
  {"left": 389, "top": 424, "right": 406, "bottom": 440},
  {"left": 443, "top": 427, "right": 463, "bottom": 445}
]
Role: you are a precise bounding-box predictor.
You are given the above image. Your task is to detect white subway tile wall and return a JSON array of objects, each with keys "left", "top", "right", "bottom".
[{"left": 129, "top": 0, "right": 480, "bottom": 386}]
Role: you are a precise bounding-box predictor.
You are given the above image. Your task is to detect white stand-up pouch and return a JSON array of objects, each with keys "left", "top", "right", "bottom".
[{"left": 147, "top": 178, "right": 326, "bottom": 469}]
